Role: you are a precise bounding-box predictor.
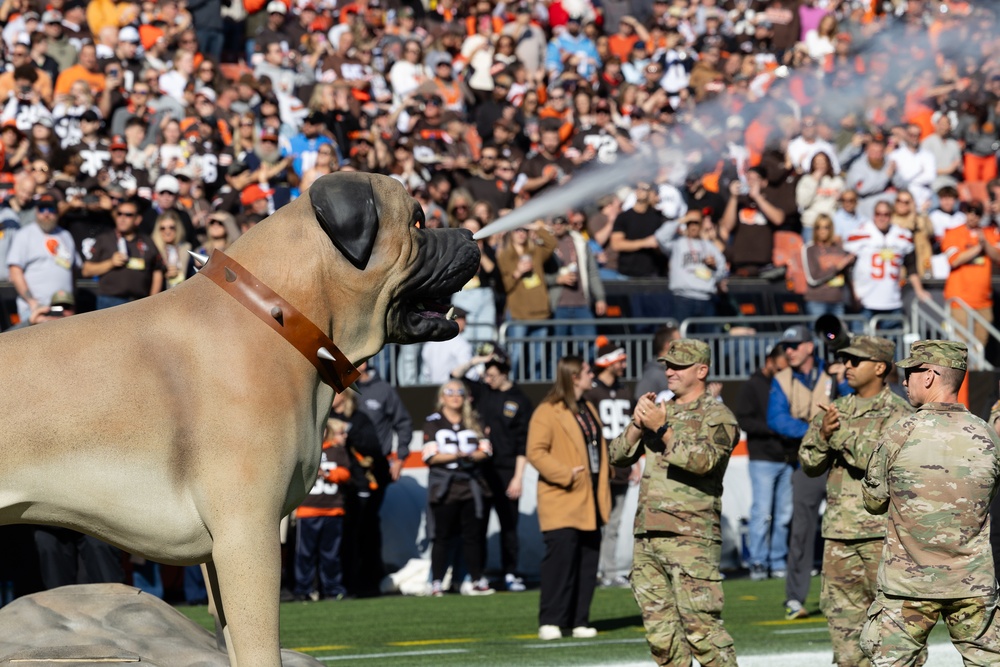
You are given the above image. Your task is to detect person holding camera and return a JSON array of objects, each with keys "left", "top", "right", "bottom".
[{"left": 6, "top": 194, "right": 78, "bottom": 325}]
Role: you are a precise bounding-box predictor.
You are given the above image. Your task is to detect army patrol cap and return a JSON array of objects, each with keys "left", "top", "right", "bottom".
[
  {"left": 658, "top": 338, "right": 710, "bottom": 366},
  {"left": 896, "top": 339, "right": 968, "bottom": 371},
  {"left": 839, "top": 336, "right": 895, "bottom": 364}
]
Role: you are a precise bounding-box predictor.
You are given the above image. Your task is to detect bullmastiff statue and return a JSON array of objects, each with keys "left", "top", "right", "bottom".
[{"left": 0, "top": 173, "right": 481, "bottom": 667}]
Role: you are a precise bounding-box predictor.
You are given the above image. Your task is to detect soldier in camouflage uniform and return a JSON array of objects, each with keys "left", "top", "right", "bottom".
[
  {"left": 799, "top": 336, "right": 912, "bottom": 667},
  {"left": 609, "top": 339, "right": 739, "bottom": 667},
  {"left": 862, "top": 340, "right": 1000, "bottom": 666}
]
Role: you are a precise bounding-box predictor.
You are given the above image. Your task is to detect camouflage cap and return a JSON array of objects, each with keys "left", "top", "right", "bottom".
[
  {"left": 658, "top": 338, "right": 710, "bottom": 366},
  {"left": 839, "top": 336, "right": 895, "bottom": 364},
  {"left": 896, "top": 339, "right": 968, "bottom": 371}
]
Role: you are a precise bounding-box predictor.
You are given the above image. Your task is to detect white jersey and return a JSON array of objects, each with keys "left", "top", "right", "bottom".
[
  {"left": 929, "top": 208, "right": 966, "bottom": 241},
  {"left": 843, "top": 221, "right": 914, "bottom": 311}
]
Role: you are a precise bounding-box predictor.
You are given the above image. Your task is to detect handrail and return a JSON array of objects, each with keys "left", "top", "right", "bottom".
[
  {"left": 945, "top": 296, "right": 1000, "bottom": 343},
  {"left": 909, "top": 297, "right": 992, "bottom": 371}
]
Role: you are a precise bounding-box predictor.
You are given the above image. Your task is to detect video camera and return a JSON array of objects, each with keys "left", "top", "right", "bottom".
[{"left": 814, "top": 314, "right": 851, "bottom": 362}]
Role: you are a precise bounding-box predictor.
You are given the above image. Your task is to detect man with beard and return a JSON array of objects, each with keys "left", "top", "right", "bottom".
[
  {"left": 287, "top": 111, "right": 336, "bottom": 179},
  {"left": 102, "top": 135, "right": 150, "bottom": 199},
  {"left": 462, "top": 145, "right": 514, "bottom": 213},
  {"left": 69, "top": 110, "right": 111, "bottom": 179},
  {"left": 518, "top": 122, "right": 574, "bottom": 196},
  {"left": 583, "top": 338, "right": 639, "bottom": 588},
  {"left": 545, "top": 15, "right": 600, "bottom": 80},
  {"left": 246, "top": 131, "right": 295, "bottom": 190},
  {"left": 571, "top": 98, "right": 632, "bottom": 165},
  {"left": 109, "top": 81, "right": 154, "bottom": 137},
  {"left": 6, "top": 194, "right": 79, "bottom": 324},
  {"left": 844, "top": 134, "right": 894, "bottom": 221}
]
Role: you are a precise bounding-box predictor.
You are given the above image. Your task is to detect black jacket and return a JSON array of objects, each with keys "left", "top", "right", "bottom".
[{"left": 735, "top": 369, "right": 796, "bottom": 463}]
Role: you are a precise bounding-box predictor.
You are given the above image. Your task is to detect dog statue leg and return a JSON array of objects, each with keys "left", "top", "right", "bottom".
[
  {"left": 203, "top": 561, "right": 228, "bottom": 653},
  {"left": 209, "top": 530, "right": 282, "bottom": 667}
]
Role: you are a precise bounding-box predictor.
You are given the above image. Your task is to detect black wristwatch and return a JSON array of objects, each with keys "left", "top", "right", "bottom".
[{"left": 654, "top": 423, "right": 670, "bottom": 440}]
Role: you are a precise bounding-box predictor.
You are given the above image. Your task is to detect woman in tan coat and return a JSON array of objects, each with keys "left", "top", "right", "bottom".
[{"left": 527, "top": 356, "right": 611, "bottom": 641}]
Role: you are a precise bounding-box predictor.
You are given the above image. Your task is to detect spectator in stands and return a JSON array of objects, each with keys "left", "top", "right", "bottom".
[
  {"left": 452, "top": 346, "right": 532, "bottom": 593},
  {"left": 81, "top": 199, "right": 164, "bottom": 309},
  {"left": 583, "top": 337, "right": 638, "bottom": 588},
  {"left": 890, "top": 190, "right": 935, "bottom": 284},
  {"left": 844, "top": 200, "right": 924, "bottom": 327},
  {"left": 423, "top": 379, "right": 495, "bottom": 597},
  {"left": 294, "top": 417, "right": 351, "bottom": 602},
  {"left": 928, "top": 185, "right": 966, "bottom": 240},
  {"left": 151, "top": 211, "right": 191, "bottom": 289},
  {"left": 942, "top": 202, "right": 1000, "bottom": 348},
  {"left": 720, "top": 168, "right": 786, "bottom": 277},
  {"left": 736, "top": 344, "right": 792, "bottom": 581},
  {"left": 796, "top": 152, "right": 843, "bottom": 243},
  {"left": 802, "top": 214, "right": 854, "bottom": 318},
  {"left": 768, "top": 324, "right": 850, "bottom": 621},
  {"left": 354, "top": 361, "right": 413, "bottom": 595},
  {"left": 194, "top": 212, "right": 241, "bottom": 257},
  {"left": 654, "top": 210, "right": 726, "bottom": 325},
  {"left": 922, "top": 111, "right": 962, "bottom": 192},
  {"left": 527, "top": 356, "right": 610, "bottom": 640},
  {"left": 845, "top": 134, "right": 894, "bottom": 221},
  {"left": 888, "top": 124, "right": 937, "bottom": 210},
  {"left": 786, "top": 115, "right": 839, "bottom": 175},
  {"left": 546, "top": 213, "right": 606, "bottom": 347},
  {"left": 611, "top": 182, "right": 668, "bottom": 324},
  {"left": 6, "top": 194, "right": 79, "bottom": 324},
  {"left": 496, "top": 221, "right": 556, "bottom": 380},
  {"left": 832, "top": 190, "right": 864, "bottom": 242}
]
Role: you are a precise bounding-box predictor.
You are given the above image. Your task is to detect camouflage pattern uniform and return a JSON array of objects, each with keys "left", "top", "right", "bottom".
[
  {"left": 799, "top": 336, "right": 912, "bottom": 667},
  {"left": 861, "top": 340, "right": 1000, "bottom": 666},
  {"left": 609, "top": 339, "right": 739, "bottom": 667}
]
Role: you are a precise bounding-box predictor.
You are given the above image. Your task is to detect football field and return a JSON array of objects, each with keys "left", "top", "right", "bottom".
[{"left": 179, "top": 576, "right": 962, "bottom": 665}]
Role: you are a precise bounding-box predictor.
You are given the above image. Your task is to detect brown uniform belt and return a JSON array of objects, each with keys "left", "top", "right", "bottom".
[{"left": 199, "top": 249, "right": 360, "bottom": 393}]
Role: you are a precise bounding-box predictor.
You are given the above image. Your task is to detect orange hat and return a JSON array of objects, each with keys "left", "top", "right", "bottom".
[
  {"left": 241, "top": 184, "right": 272, "bottom": 206},
  {"left": 139, "top": 24, "right": 165, "bottom": 51}
]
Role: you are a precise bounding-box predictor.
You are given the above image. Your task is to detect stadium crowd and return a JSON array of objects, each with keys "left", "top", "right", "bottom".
[{"left": 4, "top": 0, "right": 1000, "bottom": 659}]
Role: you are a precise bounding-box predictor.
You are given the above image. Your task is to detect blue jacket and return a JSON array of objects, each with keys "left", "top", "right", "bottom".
[{"left": 767, "top": 358, "right": 852, "bottom": 441}]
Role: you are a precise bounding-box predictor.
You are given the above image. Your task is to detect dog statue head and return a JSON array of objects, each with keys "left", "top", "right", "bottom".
[{"left": 306, "top": 172, "right": 481, "bottom": 349}]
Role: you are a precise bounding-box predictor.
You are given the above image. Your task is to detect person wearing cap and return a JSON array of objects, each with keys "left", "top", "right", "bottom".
[
  {"left": 768, "top": 323, "right": 851, "bottom": 621},
  {"left": 545, "top": 14, "right": 601, "bottom": 79},
  {"left": 42, "top": 10, "right": 76, "bottom": 74},
  {"left": 570, "top": 97, "right": 632, "bottom": 166},
  {"left": 287, "top": 111, "right": 337, "bottom": 178},
  {"left": 798, "top": 336, "right": 912, "bottom": 667},
  {"left": 861, "top": 340, "right": 1000, "bottom": 665},
  {"left": 582, "top": 336, "right": 639, "bottom": 588},
  {"left": 103, "top": 134, "right": 150, "bottom": 198},
  {"left": 6, "top": 193, "right": 80, "bottom": 325},
  {"left": 140, "top": 174, "right": 196, "bottom": 242},
  {"left": 609, "top": 339, "right": 739, "bottom": 666}
]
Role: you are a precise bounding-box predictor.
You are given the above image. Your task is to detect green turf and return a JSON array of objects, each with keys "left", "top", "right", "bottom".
[{"left": 178, "top": 576, "right": 843, "bottom": 664}]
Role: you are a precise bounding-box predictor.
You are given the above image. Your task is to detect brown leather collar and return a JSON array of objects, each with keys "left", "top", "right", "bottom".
[{"left": 199, "top": 249, "right": 360, "bottom": 393}]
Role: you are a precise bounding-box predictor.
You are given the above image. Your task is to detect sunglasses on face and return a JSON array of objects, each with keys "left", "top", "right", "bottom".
[
  {"left": 443, "top": 388, "right": 466, "bottom": 397},
  {"left": 208, "top": 219, "right": 225, "bottom": 226},
  {"left": 117, "top": 211, "right": 137, "bottom": 218}
]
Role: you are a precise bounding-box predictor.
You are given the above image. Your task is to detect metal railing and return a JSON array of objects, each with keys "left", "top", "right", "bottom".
[
  {"left": 910, "top": 298, "right": 993, "bottom": 371},
  {"left": 367, "top": 307, "right": 1000, "bottom": 386}
]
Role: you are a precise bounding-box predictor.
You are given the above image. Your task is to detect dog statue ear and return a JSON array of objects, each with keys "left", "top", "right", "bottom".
[{"left": 310, "top": 175, "right": 380, "bottom": 271}]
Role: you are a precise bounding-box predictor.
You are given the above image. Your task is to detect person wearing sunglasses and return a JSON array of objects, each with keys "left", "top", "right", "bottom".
[
  {"left": 799, "top": 336, "right": 911, "bottom": 667},
  {"left": 422, "top": 379, "right": 495, "bottom": 597},
  {"left": 6, "top": 193, "right": 79, "bottom": 324},
  {"left": 862, "top": 340, "right": 1000, "bottom": 666},
  {"left": 767, "top": 324, "right": 852, "bottom": 622},
  {"left": 82, "top": 199, "right": 164, "bottom": 309}
]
